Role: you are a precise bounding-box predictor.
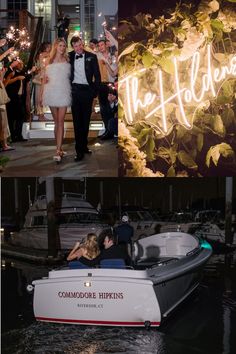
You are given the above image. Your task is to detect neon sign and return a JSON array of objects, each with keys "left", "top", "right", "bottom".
[{"left": 119, "top": 44, "right": 236, "bottom": 135}]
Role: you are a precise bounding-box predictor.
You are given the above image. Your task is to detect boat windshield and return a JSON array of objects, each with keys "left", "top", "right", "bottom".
[
  {"left": 32, "top": 212, "right": 101, "bottom": 226},
  {"left": 170, "top": 213, "right": 193, "bottom": 223},
  {"left": 124, "top": 211, "right": 153, "bottom": 221}
]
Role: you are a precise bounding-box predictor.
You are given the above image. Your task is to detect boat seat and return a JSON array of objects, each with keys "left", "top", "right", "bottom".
[
  {"left": 68, "top": 261, "right": 90, "bottom": 269},
  {"left": 100, "top": 258, "right": 126, "bottom": 269}
]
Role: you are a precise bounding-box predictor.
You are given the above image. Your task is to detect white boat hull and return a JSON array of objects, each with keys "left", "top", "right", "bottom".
[
  {"left": 9, "top": 192, "right": 108, "bottom": 250},
  {"left": 31, "top": 232, "right": 212, "bottom": 327},
  {"left": 33, "top": 269, "right": 161, "bottom": 327},
  {"left": 194, "top": 224, "right": 236, "bottom": 245}
]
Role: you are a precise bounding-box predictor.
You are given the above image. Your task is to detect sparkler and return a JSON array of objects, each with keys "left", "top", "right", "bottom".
[
  {"left": 101, "top": 20, "right": 107, "bottom": 39},
  {"left": 6, "top": 26, "right": 31, "bottom": 50}
]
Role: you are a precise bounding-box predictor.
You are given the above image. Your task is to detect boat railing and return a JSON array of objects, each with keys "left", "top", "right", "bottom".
[
  {"left": 150, "top": 257, "right": 179, "bottom": 268},
  {"left": 186, "top": 247, "right": 200, "bottom": 257},
  {"left": 133, "top": 257, "right": 179, "bottom": 270}
]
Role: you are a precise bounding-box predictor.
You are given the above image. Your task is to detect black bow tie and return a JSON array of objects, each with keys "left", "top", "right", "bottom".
[{"left": 75, "top": 54, "right": 83, "bottom": 59}]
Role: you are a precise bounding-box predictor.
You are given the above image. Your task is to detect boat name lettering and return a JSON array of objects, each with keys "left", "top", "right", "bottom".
[
  {"left": 58, "top": 291, "right": 96, "bottom": 299},
  {"left": 98, "top": 292, "right": 124, "bottom": 299},
  {"left": 58, "top": 291, "right": 124, "bottom": 299},
  {"left": 77, "top": 303, "right": 104, "bottom": 308}
]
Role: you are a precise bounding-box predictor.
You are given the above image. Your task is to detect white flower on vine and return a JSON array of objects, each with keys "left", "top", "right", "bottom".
[
  {"left": 177, "top": 28, "right": 205, "bottom": 61},
  {"left": 218, "top": 10, "right": 236, "bottom": 31},
  {"left": 119, "top": 122, "right": 164, "bottom": 177},
  {"left": 198, "top": 0, "right": 219, "bottom": 15},
  {"left": 150, "top": 46, "right": 162, "bottom": 55},
  {"left": 208, "top": 0, "right": 219, "bottom": 13}
]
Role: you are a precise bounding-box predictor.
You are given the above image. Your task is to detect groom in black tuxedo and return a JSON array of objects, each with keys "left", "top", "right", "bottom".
[{"left": 69, "top": 36, "right": 101, "bottom": 161}]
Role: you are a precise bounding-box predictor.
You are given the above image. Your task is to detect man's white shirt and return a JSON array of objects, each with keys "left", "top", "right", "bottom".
[{"left": 73, "top": 54, "right": 89, "bottom": 85}]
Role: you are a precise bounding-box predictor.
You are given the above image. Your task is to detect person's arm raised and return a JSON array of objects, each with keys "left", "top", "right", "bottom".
[{"left": 67, "top": 242, "right": 83, "bottom": 261}]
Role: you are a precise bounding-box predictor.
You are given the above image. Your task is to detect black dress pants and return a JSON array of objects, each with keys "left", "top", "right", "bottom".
[
  {"left": 71, "top": 84, "right": 94, "bottom": 154},
  {"left": 6, "top": 94, "right": 24, "bottom": 141}
]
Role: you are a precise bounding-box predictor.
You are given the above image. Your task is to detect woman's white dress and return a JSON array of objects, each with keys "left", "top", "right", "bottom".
[{"left": 43, "top": 62, "right": 71, "bottom": 107}]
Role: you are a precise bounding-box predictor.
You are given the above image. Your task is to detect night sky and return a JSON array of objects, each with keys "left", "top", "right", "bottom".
[{"left": 1, "top": 178, "right": 236, "bottom": 223}]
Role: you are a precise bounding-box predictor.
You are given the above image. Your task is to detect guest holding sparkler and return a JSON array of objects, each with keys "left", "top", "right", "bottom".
[{"left": 0, "top": 39, "right": 13, "bottom": 151}]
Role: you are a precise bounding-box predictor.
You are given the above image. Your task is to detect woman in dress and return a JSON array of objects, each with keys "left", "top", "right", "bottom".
[
  {"left": 40, "top": 38, "right": 71, "bottom": 162},
  {"left": 0, "top": 64, "right": 11, "bottom": 151},
  {"left": 67, "top": 233, "right": 100, "bottom": 267},
  {"left": 33, "top": 42, "right": 51, "bottom": 120}
]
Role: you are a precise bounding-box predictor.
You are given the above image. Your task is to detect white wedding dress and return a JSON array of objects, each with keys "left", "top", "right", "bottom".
[{"left": 43, "top": 62, "right": 71, "bottom": 107}]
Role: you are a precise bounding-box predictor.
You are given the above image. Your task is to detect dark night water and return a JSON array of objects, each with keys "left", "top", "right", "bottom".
[{"left": 1, "top": 252, "right": 236, "bottom": 354}]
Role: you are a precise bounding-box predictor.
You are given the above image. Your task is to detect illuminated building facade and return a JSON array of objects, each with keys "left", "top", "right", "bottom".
[{"left": 0, "top": 0, "right": 118, "bottom": 43}]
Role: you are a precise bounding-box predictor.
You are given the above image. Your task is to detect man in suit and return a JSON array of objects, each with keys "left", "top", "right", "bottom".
[{"left": 68, "top": 36, "right": 101, "bottom": 161}]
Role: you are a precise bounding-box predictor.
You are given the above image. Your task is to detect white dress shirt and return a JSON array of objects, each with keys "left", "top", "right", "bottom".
[{"left": 73, "top": 54, "right": 89, "bottom": 85}]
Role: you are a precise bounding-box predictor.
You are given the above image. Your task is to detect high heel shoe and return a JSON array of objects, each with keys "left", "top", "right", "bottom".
[
  {"left": 60, "top": 150, "right": 67, "bottom": 157},
  {"left": 53, "top": 150, "right": 62, "bottom": 163}
]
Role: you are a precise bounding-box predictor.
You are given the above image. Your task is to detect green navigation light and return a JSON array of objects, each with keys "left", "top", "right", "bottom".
[{"left": 200, "top": 239, "right": 212, "bottom": 250}]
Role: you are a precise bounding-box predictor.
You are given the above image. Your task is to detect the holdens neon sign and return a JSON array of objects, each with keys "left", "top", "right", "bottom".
[{"left": 119, "top": 44, "right": 236, "bottom": 135}]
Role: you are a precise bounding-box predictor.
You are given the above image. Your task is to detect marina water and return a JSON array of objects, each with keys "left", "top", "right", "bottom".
[{"left": 2, "top": 251, "right": 236, "bottom": 354}]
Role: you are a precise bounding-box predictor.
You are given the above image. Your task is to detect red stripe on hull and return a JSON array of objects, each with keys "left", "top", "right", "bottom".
[{"left": 36, "top": 317, "right": 160, "bottom": 326}]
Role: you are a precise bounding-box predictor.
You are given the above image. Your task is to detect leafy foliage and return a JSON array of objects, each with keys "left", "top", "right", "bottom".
[{"left": 119, "top": 0, "right": 236, "bottom": 177}]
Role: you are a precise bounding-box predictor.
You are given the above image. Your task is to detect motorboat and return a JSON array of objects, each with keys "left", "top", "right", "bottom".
[
  {"left": 101, "top": 206, "right": 167, "bottom": 239},
  {"left": 194, "top": 223, "right": 236, "bottom": 246},
  {"left": 194, "top": 210, "right": 222, "bottom": 223},
  {"left": 30, "top": 232, "right": 212, "bottom": 327},
  {"left": 9, "top": 193, "right": 108, "bottom": 250},
  {"left": 159, "top": 211, "right": 200, "bottom": 234}
]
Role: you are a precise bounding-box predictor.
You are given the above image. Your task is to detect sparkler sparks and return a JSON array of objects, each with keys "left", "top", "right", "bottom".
[{"left": 6, "top": 26, "right": 31, "bottom": 50}]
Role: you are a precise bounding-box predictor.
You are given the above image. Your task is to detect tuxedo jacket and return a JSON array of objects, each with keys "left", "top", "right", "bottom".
[{"left": 68, "top": 50, "right": 101, "bottom": 97}]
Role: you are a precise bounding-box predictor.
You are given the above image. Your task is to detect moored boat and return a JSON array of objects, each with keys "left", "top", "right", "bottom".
[
  {"left": 194, "top": 223, "right": 236, "bottom": 246},
  {"left": 30, "top": 232, "right": 212, "bottom": 327},
  {"left": 9, "top": 193, "right": 108, "bottom": 250}
]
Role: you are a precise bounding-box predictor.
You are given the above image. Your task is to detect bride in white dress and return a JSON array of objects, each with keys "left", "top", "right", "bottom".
[{"left": 40, "top": 38, "right": 71, "bottom": 162}]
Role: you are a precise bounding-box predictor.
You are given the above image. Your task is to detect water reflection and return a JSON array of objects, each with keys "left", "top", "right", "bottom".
[
  {"left": 1, "top": 253, "right": 236, "bottom": 354},
  {"left": 2, "top": 322, "right": 166, "bottom": 354}
]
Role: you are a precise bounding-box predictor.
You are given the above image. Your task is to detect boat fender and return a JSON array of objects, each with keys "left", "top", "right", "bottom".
[
  {"left": 144, "top": 320, "right": 151, "bottom": 330},
  {"left": 26, "top": 284, "right": 34, "bottom": 293}
]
